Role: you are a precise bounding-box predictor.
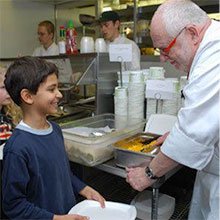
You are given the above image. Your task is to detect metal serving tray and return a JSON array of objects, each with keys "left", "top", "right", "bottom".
[{"left": 113, "top": 133, "right": 161, "bottom": 168}]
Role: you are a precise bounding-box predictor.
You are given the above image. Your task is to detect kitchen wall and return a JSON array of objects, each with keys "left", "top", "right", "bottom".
[
  {"left": 0, "top": 0, "right": 96, "bottom": 58},
  {"left": 0, "top": 0, "right": 54, "bottom": 58}
]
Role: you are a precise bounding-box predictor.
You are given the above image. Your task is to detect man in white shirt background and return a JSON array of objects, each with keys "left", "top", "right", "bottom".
[
  {"left": 99, "top": 11, "right": 141, "bottom": 71},
  {"left": 32, "top": 20, "right": 59, "bottom": 57}
]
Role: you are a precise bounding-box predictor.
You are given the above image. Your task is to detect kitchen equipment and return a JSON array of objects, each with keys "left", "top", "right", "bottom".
[
  {"left": 59, "top": 87, "right": 71, "bottom": 104},
  {"left": 113, "top": 132, "right": 160, "bottom": 168},
  {"left": 61, "top": 114, "right": 146, "bottom": 166},
  {"left": 80, "top": 36, "right": 94, "bottom": 53},
  {"left": 79, "top": 14, "right": 96, "bottom": 36},
  {"left": 95, "top": 38, "right": 107, "bottom": 53},
  {"left": 137, "top": 19, "right": 149, "bottom": 37},
  {"left": 131, "top": 190, "right": 175, "bottom": 220},
  {"left": 58, "top": 83, "right": 77, "bottom": 104},
  {"left": 79, "top": 14, "right": 95, "bottom": 26},
  {"left": 69, "top": 200, "right": 137, "bottom": 220}
]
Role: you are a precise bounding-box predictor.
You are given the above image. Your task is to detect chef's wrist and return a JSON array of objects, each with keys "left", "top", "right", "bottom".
[{"left": 145, "top": 166, "right": 160, "bottom": 180}]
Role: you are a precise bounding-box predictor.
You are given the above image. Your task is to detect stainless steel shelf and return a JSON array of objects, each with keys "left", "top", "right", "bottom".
[{"left": 95, "top": 158, "right": 182, "bottom": 220}]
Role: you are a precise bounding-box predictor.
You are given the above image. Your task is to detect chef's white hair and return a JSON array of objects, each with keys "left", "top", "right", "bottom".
[{"left": 157, "top": 0, "right": 209, "bottom": 37}]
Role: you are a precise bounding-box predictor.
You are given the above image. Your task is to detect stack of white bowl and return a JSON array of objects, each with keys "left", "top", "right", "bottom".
[
  {"left": 114, "top": 86, "right": 128, "bottom": 129},
  {"left": 162, "top": 78, "right": 181, "bottom": 116},
  {"left": 128, "top": 71, "right": 145, "bottom": 124},
  {"left": 142, "top": 69, "right": 150, "bottom": 82},
  {"left": 148, "top": 66, "right": 165, "bottom": 79}
]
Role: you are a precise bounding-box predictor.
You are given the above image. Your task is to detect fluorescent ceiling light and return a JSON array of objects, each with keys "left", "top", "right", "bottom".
[{"left": 103, "top": 7, "right": 112, "bottom": 12}]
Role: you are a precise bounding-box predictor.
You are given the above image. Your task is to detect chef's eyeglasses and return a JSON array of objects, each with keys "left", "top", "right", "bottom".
[{"left": 155, "top": 27, "right": 185, "bottom": 55}]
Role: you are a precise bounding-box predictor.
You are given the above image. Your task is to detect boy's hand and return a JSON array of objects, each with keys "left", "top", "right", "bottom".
[
  {"left": 79, "top": 186, "right": 105, "bottom": 208},
  {"left": 53, "top": 214, "right": 89, "bottom": 220}
]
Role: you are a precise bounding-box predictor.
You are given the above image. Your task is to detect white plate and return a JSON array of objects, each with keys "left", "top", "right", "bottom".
[{"left": 68, "top": 200, "right": 137, "bottom": 220}]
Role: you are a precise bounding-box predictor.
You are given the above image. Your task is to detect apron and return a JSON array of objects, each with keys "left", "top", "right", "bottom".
[{"left": 188, "top": 146, "right": 219, "bottom": 220}]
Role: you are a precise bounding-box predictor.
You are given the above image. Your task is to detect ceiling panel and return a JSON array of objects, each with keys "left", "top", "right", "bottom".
[
  {"left": 27, "top": 0, "right": 96, "bottom": 7},
  {"left": 16, "top": 0, "right": 220, "bottom": 10}
]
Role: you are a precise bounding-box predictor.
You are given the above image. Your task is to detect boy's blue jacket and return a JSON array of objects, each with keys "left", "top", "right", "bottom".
[{"left": 2, "top": 121, "right": 86, "bottom": 219}]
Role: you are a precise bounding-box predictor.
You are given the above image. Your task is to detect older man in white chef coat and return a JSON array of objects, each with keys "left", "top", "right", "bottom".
[
  {"left": 126, "top": 1, "right": 219, "bottom": 219},
  {"left": 99, "top": 11, "right": 141, "bottom": 71}
]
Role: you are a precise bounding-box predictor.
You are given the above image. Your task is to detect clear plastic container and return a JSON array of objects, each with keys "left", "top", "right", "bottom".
[{"left": 61, "top": 114, "right": 146, "bottom": 166}]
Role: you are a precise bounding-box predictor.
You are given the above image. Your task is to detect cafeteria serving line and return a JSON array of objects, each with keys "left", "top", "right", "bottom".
[
  {"left": 0, "top": 0, "right": 219, "bottom": 220},
  {"left": 0, "top": 55, "right": 193, "bottom": 220}
]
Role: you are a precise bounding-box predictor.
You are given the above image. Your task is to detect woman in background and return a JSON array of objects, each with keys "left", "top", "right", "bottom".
[{"left": 0, "top": 66, "right": 22, "bottom": 148}]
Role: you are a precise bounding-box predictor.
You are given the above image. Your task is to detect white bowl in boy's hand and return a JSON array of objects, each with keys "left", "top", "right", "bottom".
[{"left": 68, "top": 200, "right": 137, "bottom": 220}]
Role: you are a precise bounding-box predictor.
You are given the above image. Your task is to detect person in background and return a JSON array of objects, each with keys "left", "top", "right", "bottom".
[
  {"left": 0, "top": 66, "right": 22, "bottom": 148},
  {"left": 2, "top": 56, "right": 105, "bottom": 220},
  {"left": 99, "top": 11, "right": 141, "bottom": 71},
  {"left": 32, "top": 20, "right": 59, "bottom": 56},
  {"left": 126, "top": 1, "right": 219, "bottom": 219},
  {"left": 0, "top": 66, "right": 22, "bottom": 219},
  {"left": 0, "top": 67, "right": 13, "bottom": 147}
]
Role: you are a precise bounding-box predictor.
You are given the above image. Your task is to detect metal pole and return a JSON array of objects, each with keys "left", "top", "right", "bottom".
[
  {"left": 133, "top": 0, "right": 138, "bottom": 43},
  {"left": 117, "top": 56, "right": 123, "bottom": 88},
  {"left": 95, "top": 0, "right": 103, "bottom": 38},
  {"left": 83, "top": 26, "right": 86, "bottom": 36},
  {"left": 151, "top": 188, "right": 159, "bottom": 220},
  {"left": 54, "top": 5, "right": 58, "bottom": 43},
  {"left": 154, "top": 93, "right": 162, "bottom": 114}
]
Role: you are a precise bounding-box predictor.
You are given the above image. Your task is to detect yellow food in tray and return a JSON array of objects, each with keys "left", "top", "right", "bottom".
[{"left": 114, "top": 137, "right": 158, "bottom": 153}]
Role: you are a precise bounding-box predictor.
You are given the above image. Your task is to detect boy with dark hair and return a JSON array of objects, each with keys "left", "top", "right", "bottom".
[{"left": 2, "top": 56, "right": 105, "bottom": 220}]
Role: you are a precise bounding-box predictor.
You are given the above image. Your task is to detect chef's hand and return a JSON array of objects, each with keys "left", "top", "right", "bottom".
[
  {"left": 156, "top": 132, "right": 169, "bottom": 145},
  {"left": 79, "top": 186, "right": 105, "bottom": 208},
  {"left": 126, "top": 167, "right": 156, "bottom": 191},
  {"left": 53, "top": 214, "right": 89, "bottom": 220}
]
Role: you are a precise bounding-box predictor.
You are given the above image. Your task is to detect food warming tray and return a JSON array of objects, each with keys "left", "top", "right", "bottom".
[{"left": 113, "top": 132, "right": 161, "bottom": 168}]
